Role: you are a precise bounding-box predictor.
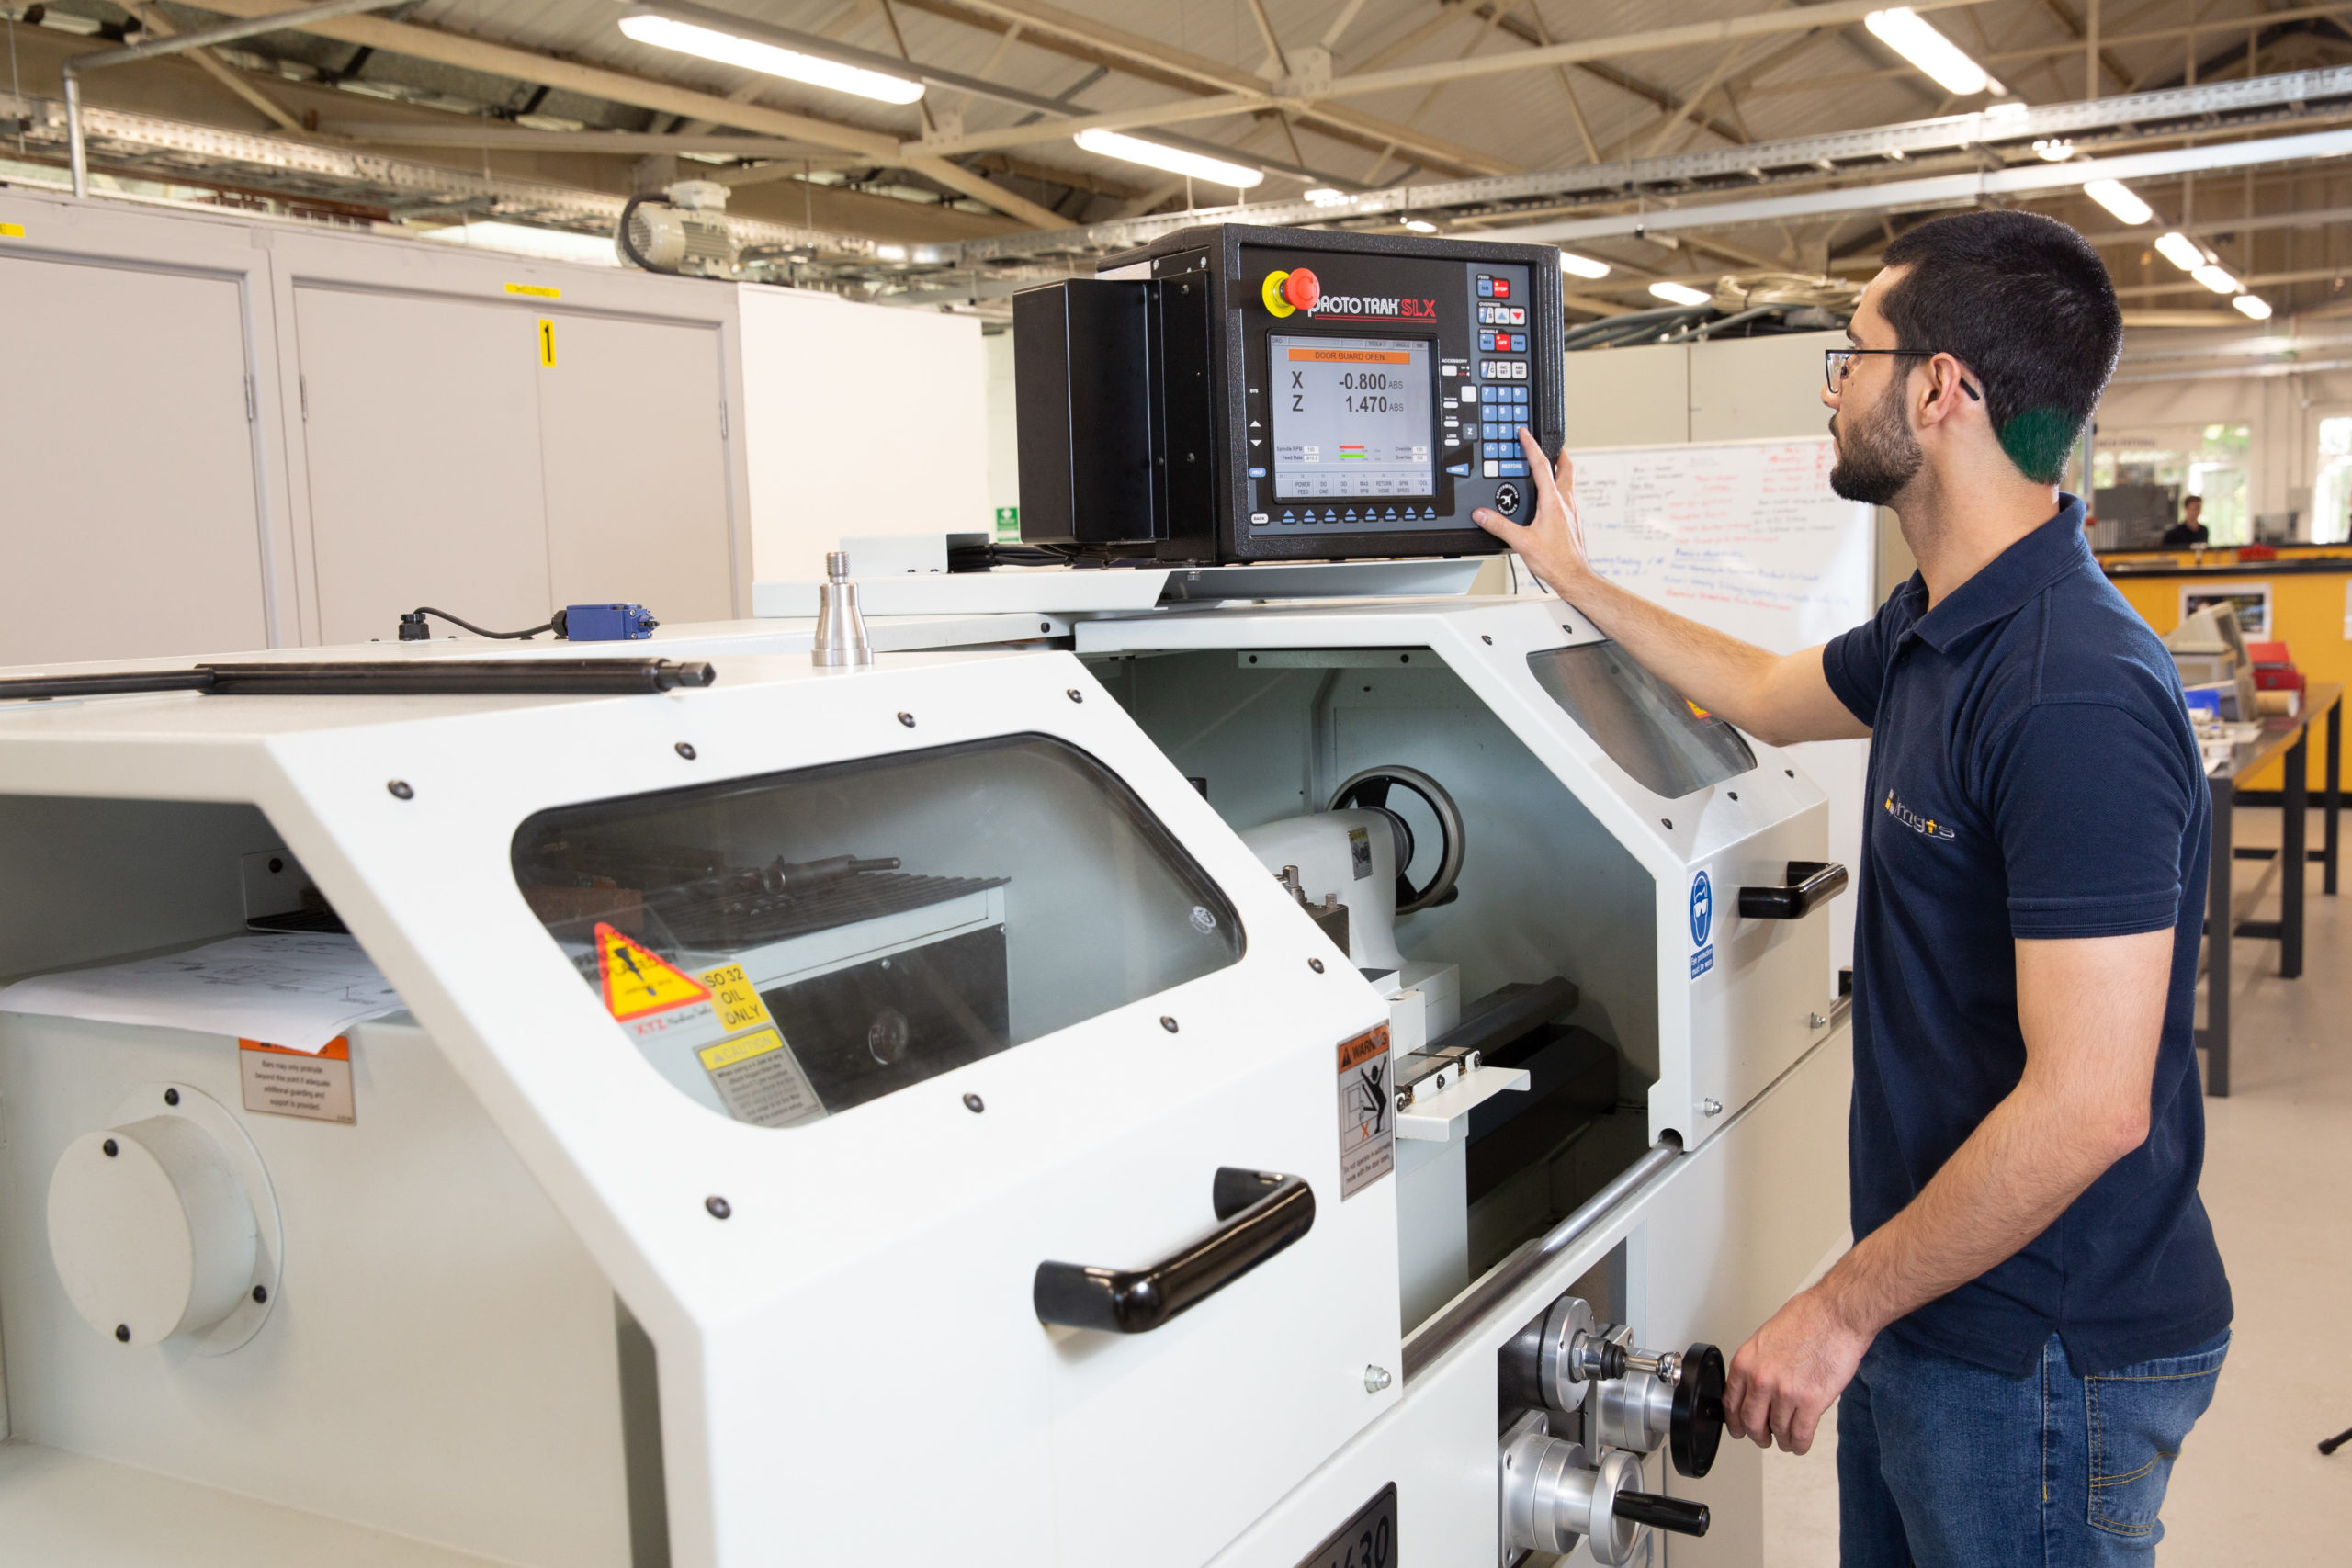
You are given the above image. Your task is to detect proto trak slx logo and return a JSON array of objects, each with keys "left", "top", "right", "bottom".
[{"left": 1308, "top": 294, "right": 1438, "bottom": 321}]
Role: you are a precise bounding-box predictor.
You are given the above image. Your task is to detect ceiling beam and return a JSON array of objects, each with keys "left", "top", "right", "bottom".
[
  {"left": 1480, "top": 124, "right": 2352, "bottom": 245},
  {"left": 900, "top": 0, "right": 1513, "bottom": 175},
  {"left": 175, "top": 0, "right": 1069, "bottom": 227},
  {"left": 1457, "top": 0, "right": 1751, "bottom": 151},
  {"left": 909, "top": 0, "right": 1990, "bottom": 158},
  {"left": 892, "top": 0, "right": 1487, "bottom": 177}
]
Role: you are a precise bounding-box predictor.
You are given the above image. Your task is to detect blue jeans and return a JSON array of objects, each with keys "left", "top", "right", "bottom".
[{"left": 1839, "top": 1328, "right": 2229, "bottom": 1566}]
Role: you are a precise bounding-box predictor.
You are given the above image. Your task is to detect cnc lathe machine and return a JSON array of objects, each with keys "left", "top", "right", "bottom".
[{"left": 0, "top": 224, "right": 1855, "bottom": 1568}]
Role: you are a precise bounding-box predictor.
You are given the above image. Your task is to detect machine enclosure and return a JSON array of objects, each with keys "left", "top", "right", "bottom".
[
  {"left": 1012, "top": 224, "right": 1566, "bottom": 563},
  {"left": 0, "top": 596, "right": 1848, "bottom": 1568}
]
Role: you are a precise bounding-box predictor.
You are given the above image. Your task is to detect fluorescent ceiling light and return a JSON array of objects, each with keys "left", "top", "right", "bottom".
[
  {"left": 1302, "top": 186, "right": 1350, "bottom": 206},
  {"left": 2233, "top": 294, "right": 2274, "bottom": 320},
  {"left": 1865, "top": 8, "right": 2003, "bottom": 97},
  {"left": 618, "top": 11, "right": 924, "bottom": 106},
  {"left": 2154, "top": 231, "right": 2207, "bottom": 271},
  {"left": 1649, "top": 280, "right": 1711, "bottom": 307},
  {"left": 2083, "top": 179, "right": 2153, "bottom": 226},
  {"left": 2031, "top": 139, "right": 2074, "bottom": 162},
  {"left": 1073, "top": 128, "right": 1263, "bottom": 189},
  {"left": 1402, "top": 218, "right": 1438, "bottom": 233},
  {"left": 2191, "top": 264, "right": 2240, "bottom": 294},
  {"left": 1557, "top": 251, "right": 1611, "bottom": 279}
]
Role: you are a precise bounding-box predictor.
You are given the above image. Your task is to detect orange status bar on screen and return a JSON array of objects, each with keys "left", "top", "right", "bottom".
[{"left": 1284, "top": 348, "right": 1413, "bottom": 364}]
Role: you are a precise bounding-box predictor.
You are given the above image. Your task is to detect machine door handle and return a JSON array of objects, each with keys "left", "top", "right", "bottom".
[
  {"left": 1737, "top": 861, "right": 1849, "bottom": 920},
  {"left": 1033, "top": 1168, "right": 1315, "bottom": 1334}
]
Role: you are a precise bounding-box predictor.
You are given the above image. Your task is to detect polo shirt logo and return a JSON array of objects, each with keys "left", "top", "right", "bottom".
[{"left": 1884, "top": 789, "right": 1957, "bottom": 840}]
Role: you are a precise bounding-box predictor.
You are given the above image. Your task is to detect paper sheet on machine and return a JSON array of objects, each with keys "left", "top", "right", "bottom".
[{"left": 0, "top": 933, "right": 404, "bottom": 1051}]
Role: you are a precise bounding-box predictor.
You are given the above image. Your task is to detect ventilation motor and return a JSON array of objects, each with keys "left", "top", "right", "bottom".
[{"left": 617, "top": 179, "right": 738, "bottom": 279}]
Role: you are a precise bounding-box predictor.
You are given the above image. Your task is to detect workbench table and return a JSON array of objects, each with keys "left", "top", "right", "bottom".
[{"left": 2201, "top": 682, "right": 2343, "bottom": 1096}]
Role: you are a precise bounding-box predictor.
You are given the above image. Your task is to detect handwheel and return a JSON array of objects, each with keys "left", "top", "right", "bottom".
[
  {"left": 1670, "top": 1342, "right": 1726, "bottom": 1478},
  {"left": 1328, "top": 765, "right": 1465, "bottom": 914}
]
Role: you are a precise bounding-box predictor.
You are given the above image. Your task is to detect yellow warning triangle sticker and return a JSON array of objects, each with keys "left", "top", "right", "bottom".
[{"left": 595, "top": 922, "right": 712, "bottom": 1021}]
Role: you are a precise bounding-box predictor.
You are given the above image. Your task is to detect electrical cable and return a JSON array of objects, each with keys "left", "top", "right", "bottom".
[
  {"left": 616, "top": 193, "right": 675, "bottom": 275},
  {"left": 400, "top": 605, "right": 559, "bottom": 641}
]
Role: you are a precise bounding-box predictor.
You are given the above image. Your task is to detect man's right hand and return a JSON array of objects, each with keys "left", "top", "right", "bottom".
[{"left": 1472, "top": 428, "right": 1591, "bottom": 596}]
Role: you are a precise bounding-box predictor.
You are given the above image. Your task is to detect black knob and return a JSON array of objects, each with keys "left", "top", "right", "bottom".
[
  {"left": 1670, "top": 1342, "right": 1727, "bottom": 1478},
  {"left": 1613, "top": 1490, "right": 1709, "bottom": 1537}
]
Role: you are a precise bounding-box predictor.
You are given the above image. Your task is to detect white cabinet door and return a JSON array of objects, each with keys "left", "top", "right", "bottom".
[
  {"left": 294, "top": 288, "right": 549, "bottom": 645},
  {"left": 0, "top": 255, "right": 266, "bottom": 664},
  {"left": 534, "top": 312, "right": 735, "bottom": 623}
]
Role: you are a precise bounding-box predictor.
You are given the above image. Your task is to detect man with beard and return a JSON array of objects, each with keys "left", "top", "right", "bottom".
[{"left": 1473, "top": 209, "right": 2230, "bottom": 1565}]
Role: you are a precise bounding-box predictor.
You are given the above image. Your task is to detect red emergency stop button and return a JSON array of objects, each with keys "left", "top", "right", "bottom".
[{"left": 1283, "top": 267, "right": 1321, "bottom": 310}]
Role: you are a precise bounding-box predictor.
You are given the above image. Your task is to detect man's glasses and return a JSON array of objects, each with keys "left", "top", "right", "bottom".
[{"left": 1824, "top": 347, "right": 1982, "bottom": 401}]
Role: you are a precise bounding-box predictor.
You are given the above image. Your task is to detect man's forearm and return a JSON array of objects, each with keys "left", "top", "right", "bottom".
[{"left": 1815, "top": 1082, "right": 2124, "bottom": 1339}]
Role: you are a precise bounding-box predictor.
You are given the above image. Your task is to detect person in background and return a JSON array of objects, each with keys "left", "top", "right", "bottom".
[
  {"left": 1473, "top": 208, "right": 2229, "bottom": 1566},
  {"left": 2162, "top": 494, "right": 2210, "bottom": 547}
]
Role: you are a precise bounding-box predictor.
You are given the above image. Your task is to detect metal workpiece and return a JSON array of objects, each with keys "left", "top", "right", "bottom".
[
  {"left": 811, "top": 551, "right": 874, "bottom": 669},
  {"left": 1500, "top": 1420, "right": 1707, "bottom": 1566}
]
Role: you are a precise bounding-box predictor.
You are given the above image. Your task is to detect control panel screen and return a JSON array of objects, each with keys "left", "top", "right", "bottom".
[{"left": 1269, "top": 334, "right": 1436, "bottom": 501}]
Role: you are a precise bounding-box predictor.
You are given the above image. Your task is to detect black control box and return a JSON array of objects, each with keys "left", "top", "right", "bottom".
[{"left": 1012, "top": 223, "right": 1564, "bottom": 563}]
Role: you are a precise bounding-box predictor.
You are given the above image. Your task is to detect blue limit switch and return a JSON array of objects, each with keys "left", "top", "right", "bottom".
[{"left": 559, "top": 604, "right": 661, "bottom": 640}]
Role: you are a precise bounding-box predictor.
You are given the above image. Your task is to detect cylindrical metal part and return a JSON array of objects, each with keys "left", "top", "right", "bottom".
[
  {"left": 1594, "top": 1368, "right": 1678, "bottom": 1454},
  {"left": 65, "top": 73, "right": 87, "bottom": 199},
  {"left": 1499, "top": 1430, "right": 1645, "bottom": 1566},
  {"left": 812, "top": 550, "right": 875, "bottom": 668},
  {"left": 1403, "top": 1135, "right": 1680, "bottom": 1382}
]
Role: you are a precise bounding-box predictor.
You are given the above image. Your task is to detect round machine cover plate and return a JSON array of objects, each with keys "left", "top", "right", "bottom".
[{"left": 46, "top": 1084, "right": 283, "bottom": 1354}]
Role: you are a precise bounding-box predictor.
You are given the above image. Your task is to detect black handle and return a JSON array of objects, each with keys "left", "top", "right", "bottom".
[
  {"left": 1033, "top": 1168, "right": 1315, "bottom": 1334},
  {"left": 1737, "top": 861, "right": 1849, "bottom": 920},
  {"left": 1613, "top": 1491, "right": 1710, "bottom": 1537},
  {"left": 1670, "top": 1342, "right": 1727, "bottom": 1478}
]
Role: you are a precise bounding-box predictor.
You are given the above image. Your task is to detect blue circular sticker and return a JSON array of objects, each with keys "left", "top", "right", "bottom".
[{"left": 1690, "top": 871, "right": 1713, "bottom": 948}]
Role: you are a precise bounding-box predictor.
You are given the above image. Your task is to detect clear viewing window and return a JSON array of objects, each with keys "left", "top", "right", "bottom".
[
  {"left": 1528, "top": 645, "right": 1756, "bottom": 799},
  {"left": 512, "top": 736, "right": 1243, "bottom": 1128}
]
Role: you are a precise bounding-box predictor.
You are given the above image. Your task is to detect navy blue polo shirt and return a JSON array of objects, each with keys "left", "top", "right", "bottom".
[{"left": 1823, "top": 497, "right": 2231, "bottom": 1379}]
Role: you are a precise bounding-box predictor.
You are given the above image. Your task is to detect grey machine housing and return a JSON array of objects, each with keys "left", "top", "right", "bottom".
[{"left": 1012, "top": 223, "right": 1566, "bottom": 564}]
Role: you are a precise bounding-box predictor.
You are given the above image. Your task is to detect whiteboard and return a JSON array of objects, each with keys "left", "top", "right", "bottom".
[
  {"left": 1566, "top": 435, "right": 1874, "bottom": 656},
  {"left": 1558, "top": 434, "right": 1877, "bottom": 981}
]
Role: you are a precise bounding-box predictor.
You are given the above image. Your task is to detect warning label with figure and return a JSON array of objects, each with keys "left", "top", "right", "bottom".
[
  {"left": 592, "top": 935, "right": 824, "bottom": 1128},
  {"left": 596, "top": 923, "right": 712, "bottom": 1020},
  {"left": 1336, "top": 1024, "right": 1394, "bottom": 1199},
  {"left": 240, "top": 1035, "right": 356, "bottom": 1123}
]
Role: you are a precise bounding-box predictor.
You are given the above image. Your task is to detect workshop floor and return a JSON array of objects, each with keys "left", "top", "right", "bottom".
[{"left": 1761, "top": 803, "right": 2352, "bottom": 1564}]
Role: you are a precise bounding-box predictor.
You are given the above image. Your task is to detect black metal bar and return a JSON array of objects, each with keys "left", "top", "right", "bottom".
[
  {"left": 1737, "top": 861, "right": 1849, "bottom": 919},
  {"left": 2326, "top": 694, "right": 2341, "bottom": 897},
  {"left": 1032, "top": 1168, "right": 1314, "bottom": 1334},
  {"left": 1613, "top": 1493, "right": 1710, "bottom": 1537},
  {"left": 0, "top": 660, "right": 717, "bottom": 702},
  {"left": 2284, "top": 726, "right": 2308, "bottom": 979},
  {"left": 2205, "top": 774, "right": 2233, "bottom": 1098}
]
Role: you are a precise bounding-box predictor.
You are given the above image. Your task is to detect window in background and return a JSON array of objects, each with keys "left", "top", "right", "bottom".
[
  {"left": 2188, "top": 423, "right": 2251, "bottom": 543},
  {"left": 2313, "top": 416, "right": 2352, "bottom": 545},
  {"left": 2093, "top": 424, "right": 2252, "bottom": 543}
]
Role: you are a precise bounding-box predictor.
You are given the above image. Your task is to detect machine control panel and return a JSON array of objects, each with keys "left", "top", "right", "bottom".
[{"left": 1013, "top": 223, "right": 1565, "bottom": 563}]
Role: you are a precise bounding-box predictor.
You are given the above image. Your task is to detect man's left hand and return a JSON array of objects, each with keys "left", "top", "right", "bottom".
[{"left": 1722, "top": 1285, "right": 1874, "bottom": 1456}]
